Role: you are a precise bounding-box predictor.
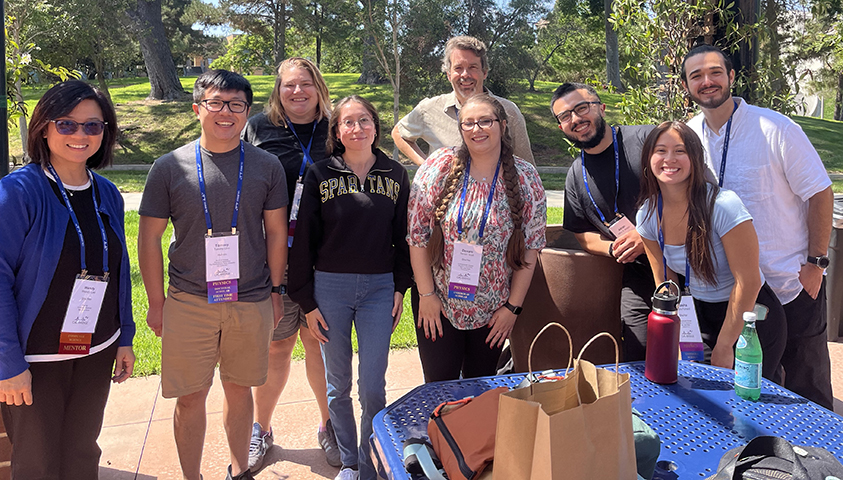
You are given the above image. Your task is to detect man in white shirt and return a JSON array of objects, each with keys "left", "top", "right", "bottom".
[{"left": 682, "top": 44, "right": 834, "bottom": 410}]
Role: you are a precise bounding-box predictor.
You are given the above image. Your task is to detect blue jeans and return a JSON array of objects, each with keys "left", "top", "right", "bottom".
[{"left": 314, "top": 271, "right": 394, "bottom": 480}]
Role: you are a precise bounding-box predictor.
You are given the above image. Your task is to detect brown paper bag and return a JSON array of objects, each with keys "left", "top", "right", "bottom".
[{"left": 494, "top": 325, "right": 638, "bottom": 480}]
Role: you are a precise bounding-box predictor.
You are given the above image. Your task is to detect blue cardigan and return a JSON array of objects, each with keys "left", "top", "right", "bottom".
[{"left": 0, "top": 164, "right": 134, "bottom": 380}]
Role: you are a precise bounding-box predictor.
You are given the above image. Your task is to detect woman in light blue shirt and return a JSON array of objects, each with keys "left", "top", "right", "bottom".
[{"left": 636, "top": 121, "right": 785, "bottom": 381}]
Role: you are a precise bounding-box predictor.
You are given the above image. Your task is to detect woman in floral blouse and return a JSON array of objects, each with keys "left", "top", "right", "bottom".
[{"left": 407, "top": 93, "right": 546, "bottom": 382}]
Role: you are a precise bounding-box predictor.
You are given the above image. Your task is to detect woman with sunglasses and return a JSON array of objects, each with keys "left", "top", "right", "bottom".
[
  {"left": 636, "top": 121, "right": 785, "bottom": 380},
  {"left": 407, "top": 93, "right": 546, "bottom": 382},
  {"left": 0, "top": 80, "right": 134, "bottom": 477},
  {"left": 288, "top": 95, "right": 411, "bottom": 480},
  {"left": 241, "top": 57, "right": 340, "bottom": 471}
]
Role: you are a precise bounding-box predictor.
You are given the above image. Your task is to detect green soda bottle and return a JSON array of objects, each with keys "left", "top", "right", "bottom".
[{"left": 734, "top": 311, "right": 762, "bottom": 401}]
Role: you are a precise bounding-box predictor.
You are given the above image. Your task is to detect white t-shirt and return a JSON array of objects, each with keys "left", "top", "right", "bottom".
[
  {"left": 687, "top": 97, "right": 831, "bottom": 304},
  {"left": 637, "top": 188, "right": 759, "bottom": 302}
]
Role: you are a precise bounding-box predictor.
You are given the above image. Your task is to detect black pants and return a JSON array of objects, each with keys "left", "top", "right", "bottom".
[
  {"left": 693, "top": 283, "right": 786, "bottom": 383},
  {"left": 781, "top": 279, "right": 834, "bottom": 410},
  {"left": 620, "top": 261, "right": 656, "bottom": 362},
  {"left": 1, "top": 342, "right": 118, "bottom": 480},
  {"left": 411, "top": 286, "right": 503, "bottom": 383}
]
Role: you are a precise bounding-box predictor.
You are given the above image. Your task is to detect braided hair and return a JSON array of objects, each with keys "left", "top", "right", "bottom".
[{"left": 427, "top": 94, "right": 527, "bottom": 270}]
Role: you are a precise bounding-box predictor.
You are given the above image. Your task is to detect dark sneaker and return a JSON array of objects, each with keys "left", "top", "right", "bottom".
[
  {"left": 225, "top": 464, "right": 255, "bottom": 480},
  {"left": 318, "top": 419, "right": 342, "bottom": 467},
  {"left": 248, "top": 422, "right": 273, "bottom": 472}
]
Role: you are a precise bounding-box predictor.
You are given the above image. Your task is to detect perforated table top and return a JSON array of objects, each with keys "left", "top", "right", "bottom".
[{"left": 371, "top": 361, "right": 843, "bottom": 479}]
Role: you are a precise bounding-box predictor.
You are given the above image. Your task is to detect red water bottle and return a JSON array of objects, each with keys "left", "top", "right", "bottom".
[{"left": 645, "top": 280, "right": 681, "bottom": 384}]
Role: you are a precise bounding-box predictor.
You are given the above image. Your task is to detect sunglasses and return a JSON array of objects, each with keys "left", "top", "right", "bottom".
[{"left": 51, "top": 119, "right": 107, "bottom": 136}]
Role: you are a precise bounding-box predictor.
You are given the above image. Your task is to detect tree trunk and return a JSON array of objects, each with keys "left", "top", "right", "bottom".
[
  {"left": 604, "top": 0, "right": 624, "bottom": 92},
  {"left": 835, "top": 71, "right": 842, "bottom": 121},
  {"left": 358, "top": 35, "right": 385, "bottom": 84},
  {"left": 92, "top": 49, "right": 112, "bottom": 101},
  {"left": 126, "top": 0, "right": 185, "bottom": 100},
  {"left": 274, "top": 0, "right": 286, "bottom": 67},
  {"left": 15, "top": 78, "right": 28, "bottom": 154}
]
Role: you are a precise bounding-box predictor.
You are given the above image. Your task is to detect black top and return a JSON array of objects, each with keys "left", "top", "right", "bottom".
[
  {"left": 288, "top": 150, "right": 414, "bottom": 313},
  {"left": 27, "top": 180, "right": 123, "bottom": 355},
  {"left": 243, "top": 113, "right": 330, "bottom": 220},
  {"left": 563, "top": 125, "right": 655, "bottom": 238}
]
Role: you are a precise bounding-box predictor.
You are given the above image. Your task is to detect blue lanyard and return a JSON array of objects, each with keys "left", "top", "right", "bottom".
[
  {"left": 657, "top": 194, "right": 690, "bottom": 291},
  {"left": 582, "top": 126, "right": 620, "bottom": 225},
  {"left": 195, "top": 140, "right": 245, "bottom": 235},
  {"left": 456, "top": 159, "right": 501, "bottom": 240},
  {"left": 46, "top": 163, "right": 109, "bottom": 275},
  {"left": 702, "top": 100, "right": 738, "bottom": 187},
  {"left": 287, "top": 118, "right": 317, "bottom": 179}
]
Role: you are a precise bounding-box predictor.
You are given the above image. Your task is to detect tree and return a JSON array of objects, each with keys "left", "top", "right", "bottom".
[
  {"left": 611, "top": 0, "right": 755, "bottom": 123},
  {"left": 795, "top": 0, "right": 843, "bottom": 119},
  {"left": 211, "top": 33, "right": 273, "bottom": 74},
  {"left": 362, "top": 0, "right": 402, "bottom": 151},
  {"left": 125, "top": 0, "right": 187, "bottom": 100},
  {"left": 604, "top": 0, "right": 623, "bottom": 91},
  {"left": 523, "top": 12, "right": 585, "bottom": 91},
  {"left": 218, "top": 0, "right": 288, "bottom": 67},
  {"left": 4, "top": 2, "right": 77, "bottom": 156}
]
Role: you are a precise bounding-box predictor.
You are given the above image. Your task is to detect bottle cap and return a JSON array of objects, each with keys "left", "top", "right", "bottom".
[
  {"left": 743, "top": 311, "right": 757, "bottom": 323},
  {"left": 651, "top": 280, "right": 680, "bottom": 313}
]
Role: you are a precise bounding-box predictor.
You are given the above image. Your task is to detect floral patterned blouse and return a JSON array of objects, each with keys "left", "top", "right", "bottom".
[{"left": 407, "top": 147, "right": 547, "bottom": 330}]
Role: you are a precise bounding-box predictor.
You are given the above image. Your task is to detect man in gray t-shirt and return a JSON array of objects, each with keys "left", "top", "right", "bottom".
[{"left": 138, "top": 70, "right": 288, "bottom": 480}]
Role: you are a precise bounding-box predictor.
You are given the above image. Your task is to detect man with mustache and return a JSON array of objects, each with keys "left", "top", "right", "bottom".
[
  {"left": 391, "top": 35, "right": 534, "bottom": 165},
  {"left": 682, "top": 44, "right": 834, "bottom": 409},
  {"left": 551, "top": 82, "right": 655, "bottom": 361}
]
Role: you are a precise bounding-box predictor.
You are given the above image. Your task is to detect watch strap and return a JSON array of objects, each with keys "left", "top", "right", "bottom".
[
  {"left": 504, "top": 301, "right": 523, "bottom": 315},
  {"left": 271, "top": 284, "right": 287, "bottom": 295}
]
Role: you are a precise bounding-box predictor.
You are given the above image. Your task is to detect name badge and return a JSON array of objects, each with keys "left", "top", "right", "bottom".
[
  {"left": 678, "top": 295, "right": 705, "bottom": 361},
  {"left": 288, "top": 181, "right": 304, "bottom": 248},
  {"left": 608, "top": 214, "right": 635, "bottom": 239},
  {"left": 59, "top": 274, "right": 109, "bottom": 354},
  {"left": 448, "top": 241, "right": 483, "bottom": 301},
  {"left": 205, "top": 232, "right": 240, "bottom": 303}
]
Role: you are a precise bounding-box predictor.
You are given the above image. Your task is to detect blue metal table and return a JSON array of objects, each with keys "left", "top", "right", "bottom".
[{"left": 371, "top": 361, "right": 843, "bottom": 479}]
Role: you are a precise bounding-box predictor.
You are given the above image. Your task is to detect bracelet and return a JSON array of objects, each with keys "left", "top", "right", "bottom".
[
  {"left": 608, "top": 241, "right": 615, "bottom": 258},
  {"left": 419, "top": 290, "right": 436, "bottom": 297}
]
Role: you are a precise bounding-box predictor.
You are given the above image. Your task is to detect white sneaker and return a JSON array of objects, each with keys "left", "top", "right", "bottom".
[
  {"left": 334, "top": 467, "right": 359, "bottom": 480},
  {"left": 248, "top": 422, "right": 273, "bottom": 472}
]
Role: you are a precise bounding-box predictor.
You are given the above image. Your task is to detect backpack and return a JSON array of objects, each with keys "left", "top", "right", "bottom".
[{"left": 705, "top": 436, "right": 843, "bottom": 480}]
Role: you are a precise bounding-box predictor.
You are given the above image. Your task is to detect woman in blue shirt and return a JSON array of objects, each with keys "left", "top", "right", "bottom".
[
  {"left": 0, "top": 81, "right": 134, "bottom": 478},
  {"left": 636, "top": 121, "right": 785, "bottom": 381}
]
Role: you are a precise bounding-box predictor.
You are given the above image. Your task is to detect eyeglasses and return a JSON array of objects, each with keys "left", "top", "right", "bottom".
[
  {"left": 340, "top": 117, "right": 374, "bottom": 130},
  {"left": 51, "top": 119, "right": 107, "bottom": 136},
  {"left": 199, "top": 99, "right": 249, "bottom": 113},
  {"left": 555, "top": 101, "right": 602, "bottom": 124},
  {"left": 459, "top": 118, "right": 500, "bottom": 131}
]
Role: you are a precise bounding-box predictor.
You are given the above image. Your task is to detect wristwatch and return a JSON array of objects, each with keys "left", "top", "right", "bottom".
[
  {"left": 504, "top": 301, "right": 523, "bottom": 315},
  {"left": 807, "top": 255, "right": 830, "bottom": 269},
  {"left": 271, "top": 284, "right": 287, "bottom": 295}
]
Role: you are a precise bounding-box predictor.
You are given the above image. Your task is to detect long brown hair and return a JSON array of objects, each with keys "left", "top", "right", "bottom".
[
  {"left": 427, "top": 94, "right": 527, "bottom": 271},
  {"left": 266, "top": 57, "right": 332, "bottom": 128},
  {"left": 638, "top": 121, "right": 719, "bottom": 285}
]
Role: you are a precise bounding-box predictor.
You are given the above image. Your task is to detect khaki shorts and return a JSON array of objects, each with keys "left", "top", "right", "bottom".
[
  {"left": 161, "top": 288, "right": 274, "bottom": 398},
  {"left": 272, "top": 294, "right": 308, "bottom": 341}
]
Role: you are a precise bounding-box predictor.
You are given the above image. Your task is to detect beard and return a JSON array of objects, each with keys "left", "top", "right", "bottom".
[
  {"left": 689, "top": 84, "right": 731, "bottom": 110},
  {"left": 567, "top": 115, "right": 607, "bottom": 150}
]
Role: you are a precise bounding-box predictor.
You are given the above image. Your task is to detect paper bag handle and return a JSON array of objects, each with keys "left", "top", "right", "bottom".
[
  {"left": 576, "top": 332, "right": 620, "bottom": 382},
  {"left": 527, "top": 322, "right": 573, "bottom": 394}
]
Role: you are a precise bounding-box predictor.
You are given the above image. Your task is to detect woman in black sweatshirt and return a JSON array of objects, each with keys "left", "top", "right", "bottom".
[{"left": 288, "top": 95, "right": 412, "bottom": 480}]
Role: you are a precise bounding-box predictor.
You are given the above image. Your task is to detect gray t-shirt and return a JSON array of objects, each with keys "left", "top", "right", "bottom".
[{"left": 140, "top": 141, "right": 288, "bottom": 301}]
